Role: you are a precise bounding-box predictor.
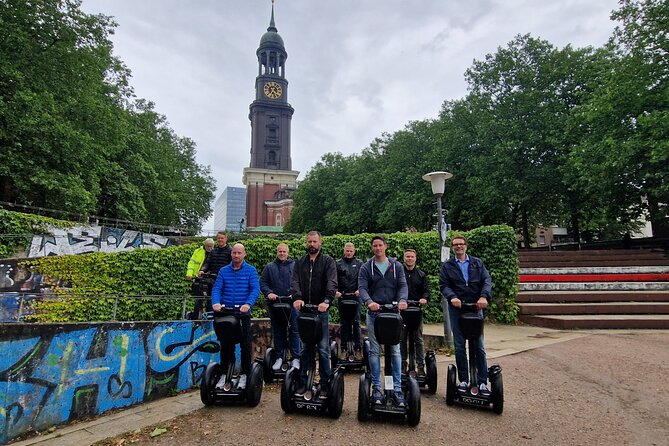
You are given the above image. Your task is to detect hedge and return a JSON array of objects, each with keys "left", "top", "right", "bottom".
[
  {"left": 0, "top": 209, "right": 75, "bottom": 257},
  {"left": 23, "top": 225, "right": 518, "bottom": 323}
]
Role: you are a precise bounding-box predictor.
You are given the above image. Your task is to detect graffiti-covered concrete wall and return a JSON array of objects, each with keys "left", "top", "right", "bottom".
[
  {"left": 0, "top": 320, "right": 274, "bottom": 444},
  {"left": 28, "top": 226, "right": 173, "bottom": 258}
]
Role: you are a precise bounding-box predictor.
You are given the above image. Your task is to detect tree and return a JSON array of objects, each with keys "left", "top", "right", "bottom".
[
  {"left": 570, "top": 0, "right": 669, "bottom": 236},
  {"left": 0, "top": 0, "right": 215, "bottom": 232}
]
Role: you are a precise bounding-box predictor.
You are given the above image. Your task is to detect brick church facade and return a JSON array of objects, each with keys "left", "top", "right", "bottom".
[{"left": 242, "top": 4, "right": 298, "bottom": 230}]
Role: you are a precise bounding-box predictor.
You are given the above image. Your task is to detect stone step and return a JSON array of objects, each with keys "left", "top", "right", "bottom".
[
  {"left": 519, "top": 259, "right": 669, "bottom": 268},
  {"left": 520, "top": 266, "right": 669, "bottom": 275},
  {"left": 518, "top": 302, "right": 669, "bottom": 315},
  {"left": 519, "top": 314, "right": 669, "bottom": 330},
  {"left": 519, "top": 281, "right": 669, "bottom": 291},
  {"left": 517, "top": 290, "right": 669, "bottom": 303},
  {"left": 520, "top": 273, "right": 669, "bottom": 282},
  {"left": 518, "top": 248, "right": 666, "bottom": 259}
]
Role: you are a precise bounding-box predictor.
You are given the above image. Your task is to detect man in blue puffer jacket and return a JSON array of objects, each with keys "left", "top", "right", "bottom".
[{"left": 211, "top": 243, "right": 260, "bottom": 390}]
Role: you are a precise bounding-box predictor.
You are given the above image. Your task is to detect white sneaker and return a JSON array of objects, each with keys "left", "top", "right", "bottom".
[
  {"left": 272, "top": 357, "right": 283, "bottom": 371},
  {"left": 479, "top": 383, "right": 491, "bottom": 396},
  {"left": 457, "top": 381, "right": 468, "bottom": 392},
  {"left": 215, "top": 375, "right": 227, "bottom": 390},
  {"left": 237, "top": 374, "right": 247, "bottom": 390},
  {"left": 291, "top": 358, "right": 300, "bottom": 370}
]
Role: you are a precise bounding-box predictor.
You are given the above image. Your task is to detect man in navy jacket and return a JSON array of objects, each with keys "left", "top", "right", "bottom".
[
  {"left": 260, "top": 243, "right": 300, "bottom": 371},
  {"left": 439, "top": 235, "right": 492, "bottom": 396}
]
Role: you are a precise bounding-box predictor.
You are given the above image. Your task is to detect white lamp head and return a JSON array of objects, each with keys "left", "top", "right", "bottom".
[{"left": 422, "top": 171, "right": 453, "bottom": 196}]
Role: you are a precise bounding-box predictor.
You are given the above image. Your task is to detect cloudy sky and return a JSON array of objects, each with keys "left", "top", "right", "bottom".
[{"left": 80, "top": 0, "right": 621, "bottom": 231}]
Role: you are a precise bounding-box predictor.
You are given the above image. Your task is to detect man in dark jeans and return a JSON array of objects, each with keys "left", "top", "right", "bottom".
[
  {"left": 291, "top": 231, "right": 337, "bottom": 398},
  {"left": 260, "top": 243, "right": 301, "bottom": 371},
  {"left": 335, "top": 242, "right": 363, "bottom": 359},
  {"left": 211, "top": 243, "right": 260, "bottom": 390},
  {"left": 198, "top": 231, "right": 232, "bottom": 313},
  {"left": 439, "top": 235, "right": 492, "bottom": 396},
  {"left": 400, "top": 248, "right": 430, "bottom": 376}
]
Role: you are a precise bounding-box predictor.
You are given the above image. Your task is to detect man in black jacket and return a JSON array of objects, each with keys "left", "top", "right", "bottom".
[
  {"left": 291, "top": 231, "right": 337, "bottom": 398},
  {"left": 335, "top": 242, "right": 363, "bottom": 359},
  {"left": 439, "top": 235, "right": 492, "bottom": 396},
  {"left": 401, "top": 249, "right": 430, "bottom": 376}
]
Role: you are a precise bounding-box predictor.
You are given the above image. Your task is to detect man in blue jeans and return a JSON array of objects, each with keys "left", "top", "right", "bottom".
[
  {"left": 291, "top": 231, "right": 337, "bottom": 398},
  {"left": 359, "top": 235, "right": 408, "bottom": 407},
  {"left": 260, "top": 243, "right": 300, "bottom": 371},
  {"left": 439, "top": 235, "right": 492, "bottom": 396}
]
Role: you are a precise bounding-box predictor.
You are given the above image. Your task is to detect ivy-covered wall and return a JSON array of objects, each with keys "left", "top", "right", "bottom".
[{"left": 22, "top": 225, "right": 519, "bottom": 323}]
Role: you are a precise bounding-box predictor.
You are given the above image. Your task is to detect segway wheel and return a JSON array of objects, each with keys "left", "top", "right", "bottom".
[
  {"left": 330, "top": 341, "right": 339, "bottom": 370},
  {"left": 446, "top": 364, "right": 456, "bottom": 406},
  {"left": 491, "top": 371, "right": 504, "bottom": 414},
  {"left": 200, "top": 363, "right": 221, "bottom": 406},
  {"left": 328, "top": 371, "right": 345, "bottom": 419},
  {"left": 263, "top": 347, "right": 274, "bottom": 384},
  {"left": 426, "top": 354, "right": 438, "bottom": 394},
  {"left": 357, "top": 374, "right": 370, "bottom": 422},
  {"left": 246, "top": 362, "right": 264, "bottom": 407},
  {"left": 406, "top": 377, "right": 421, "bottom": 427},
  {"left": 280, "top": 368, "right": 297, "bottom": 413}
]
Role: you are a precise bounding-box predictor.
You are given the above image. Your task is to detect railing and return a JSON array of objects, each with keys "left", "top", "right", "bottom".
[{"left": 0, "top": 292, "right": 210, "bottom": 323}]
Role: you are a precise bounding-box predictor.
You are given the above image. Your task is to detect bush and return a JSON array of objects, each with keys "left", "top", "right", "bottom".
[{"left": 23, "top": 225, "right": 518, "bottom": 323}]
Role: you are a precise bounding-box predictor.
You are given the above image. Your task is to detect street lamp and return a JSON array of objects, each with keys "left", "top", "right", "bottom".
[{"left": 422, "top": 171, "right": 454, "bottom": 349}]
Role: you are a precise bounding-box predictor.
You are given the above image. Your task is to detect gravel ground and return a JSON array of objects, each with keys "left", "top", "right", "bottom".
[{"left": 95, "top": 332, "right": 669, "bottom": 446}]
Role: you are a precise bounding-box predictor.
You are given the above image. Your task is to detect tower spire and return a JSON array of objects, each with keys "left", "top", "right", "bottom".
[{"left": 268, "top": 0, "right": 277, "bottom": 32}]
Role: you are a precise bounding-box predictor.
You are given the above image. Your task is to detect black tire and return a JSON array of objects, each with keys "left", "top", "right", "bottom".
[
  {"left": 330, "top": 341, "right": 339, "bottom": 370},
  {"left": 406, "top": 377, "right": 421, "bottom": 427},
  {"left": 263, "top": 347, "right": 274, "bottom": 384},
  {"left": 362, "top": 338, "right": 371, "bottom": 373},
  {"left": 328, "top": 371, "right": 345, "bottom": 419},
  {"left": 491, "top": 372, "right": 504, "bottom": 414},
  {"left": 446, "top": 364, "right": 456, "bottom": 406},
  {"left": 357, "top": 374, "right": 370, "bottom": 422},
  {"left": 426, "top": 354, "right": 438, "bottom": 395},
  {"left": 280, "top": 368, "right": 296, "bottom": 413},
  {"left": 200, "top": 363, "right": 221, "bottom": 406},
  {"left": 246, "top": 363, "right": 263, "bottom": 407}
]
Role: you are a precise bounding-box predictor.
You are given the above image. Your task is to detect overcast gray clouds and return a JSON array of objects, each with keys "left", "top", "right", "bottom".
[{"left": 80, "top": 0, "right": 621, "bottom": 231}]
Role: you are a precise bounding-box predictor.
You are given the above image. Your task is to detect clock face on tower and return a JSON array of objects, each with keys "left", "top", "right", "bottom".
[{"left": 263, "top": 81, "right": 283, "bottom": 99}]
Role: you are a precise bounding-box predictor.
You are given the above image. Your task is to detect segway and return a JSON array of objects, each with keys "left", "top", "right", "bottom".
[
  {"left": 401, "top": 300, "right": 438, "bottom": 394},
  {"left": 336, "top": 293, "right": 365, "bottom": 371},
  {"left": 358, "top": 303, "right": 421, "bottom": 426},
  {"left": 186, "top": 273, "right": 216, "bottom": 320},
  {"left": 446, "top": 302, "right": 503, "bottom": 414},
  {"left": 263, "top": 296, "right": 296, "bottom": 383},
  {"left": 280, "top": 304, "right": 344, "bottom": 418},
  {"left": 200, "top": 305, "right": 263, "bottom": 407}
]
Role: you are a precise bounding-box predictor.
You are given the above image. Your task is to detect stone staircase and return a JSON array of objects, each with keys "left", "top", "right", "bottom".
[{"left": 517, "top": 249, "right": 669, "bottom": 329}]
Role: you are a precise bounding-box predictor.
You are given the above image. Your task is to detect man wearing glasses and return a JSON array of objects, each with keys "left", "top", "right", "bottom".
[{"left": 439, "top": 235, "right": 492, "bottom": 396}]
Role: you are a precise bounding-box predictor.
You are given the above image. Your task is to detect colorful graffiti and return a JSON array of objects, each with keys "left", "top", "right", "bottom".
[
  {"left": 28, "top": 226, "right": 174, "bottom": 257},
  {"left": 0, "top": 322, "right": 220, "bottom": 443}
]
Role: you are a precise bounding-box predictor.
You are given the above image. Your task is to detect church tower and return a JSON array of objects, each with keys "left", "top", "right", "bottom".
[{"left": 242, "top": 3, "right": 299, "bottom": 229}]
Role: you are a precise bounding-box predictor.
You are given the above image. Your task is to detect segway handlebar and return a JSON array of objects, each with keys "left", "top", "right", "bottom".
[{"left": 460, "top": 302, "right": 481, "bottom": 313}]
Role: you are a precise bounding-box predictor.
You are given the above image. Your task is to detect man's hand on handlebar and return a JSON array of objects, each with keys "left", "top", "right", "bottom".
[
  {"left": 293, "top": 299, "right": 304, "bottom": 310},
  {"left": 240, "top": 304, "right": 251, "bottom": 313},
  {"left": 398, "top": 301, "right": 408, "bottom": 311},
  {"left": 451, "top": 297, "right": 462, "bottom": 308},
  {"left": 318, "top": 302, "right": 329, "bottom": 313},
  {"left": 268, "top": 293, "right": 278, "bottom": 301},
  {"left": 419, "top": 298, "right": 427, "bottom": 306},
  {"left": 367, "top": 302, "right": 380, "bottom": 312},
  {"left": 212, "top": 303, "right": 222, "bottom": 312},
  {"left": 335, "top": 291, "right": 342, "bottom": 298},
  {"left": 476, "top": 297, "right": 488, "bottom": 310}
]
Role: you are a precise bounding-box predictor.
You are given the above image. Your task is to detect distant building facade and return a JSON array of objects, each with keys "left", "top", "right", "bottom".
[
  {"left": 214, "top": 186, "right": 246, "bottom": 232},
  {"left": 242, "top": 4, "right": 298, "bottom": 230}
]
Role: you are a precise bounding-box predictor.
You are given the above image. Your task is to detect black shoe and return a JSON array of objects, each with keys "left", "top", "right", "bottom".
[
  {"left": 319, "top": 386, "right": 330, "bottom": 400},
  {"left": 371, "top": 387, "right": 385, "bottom": 405},
  {"left": 393, "top": 390, "right": 407, "bottom": 408},
  {"left": 416, "top": 365, "right": 426, "bottom": 377},
  {"left": 294, "top": 386, "right": 306, "bottom": 397}
]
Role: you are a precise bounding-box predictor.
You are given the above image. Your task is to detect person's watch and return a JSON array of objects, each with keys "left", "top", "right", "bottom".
[{"left": 324, "top": 299, "right": 330, "bottom": 304}]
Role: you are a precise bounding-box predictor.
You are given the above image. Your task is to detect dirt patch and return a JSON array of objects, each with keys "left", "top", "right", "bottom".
[{"left": 95, "top": 333, "right": 669, "bottom": 446}]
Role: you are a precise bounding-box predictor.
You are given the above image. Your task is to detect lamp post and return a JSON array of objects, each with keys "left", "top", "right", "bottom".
[{"left": 422, "top": 171, "right": 454, "bottom": 349}]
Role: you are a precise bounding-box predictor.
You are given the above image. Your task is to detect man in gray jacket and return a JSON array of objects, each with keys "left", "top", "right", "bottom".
[{"left": 359, "top": 235, "right": 408, "bottom": 408}]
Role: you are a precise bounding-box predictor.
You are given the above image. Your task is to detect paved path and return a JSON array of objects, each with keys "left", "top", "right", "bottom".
[{"left": 10, "top": 324, "right": 664, "bottom": 446}]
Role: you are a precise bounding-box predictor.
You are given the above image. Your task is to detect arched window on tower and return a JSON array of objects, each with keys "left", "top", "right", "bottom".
[
  {"left": 275, "top": 213, "right": 283, "bottom": 227},
  {"left": 267, "top": 151, "right": 277, "bottom": 169}
]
